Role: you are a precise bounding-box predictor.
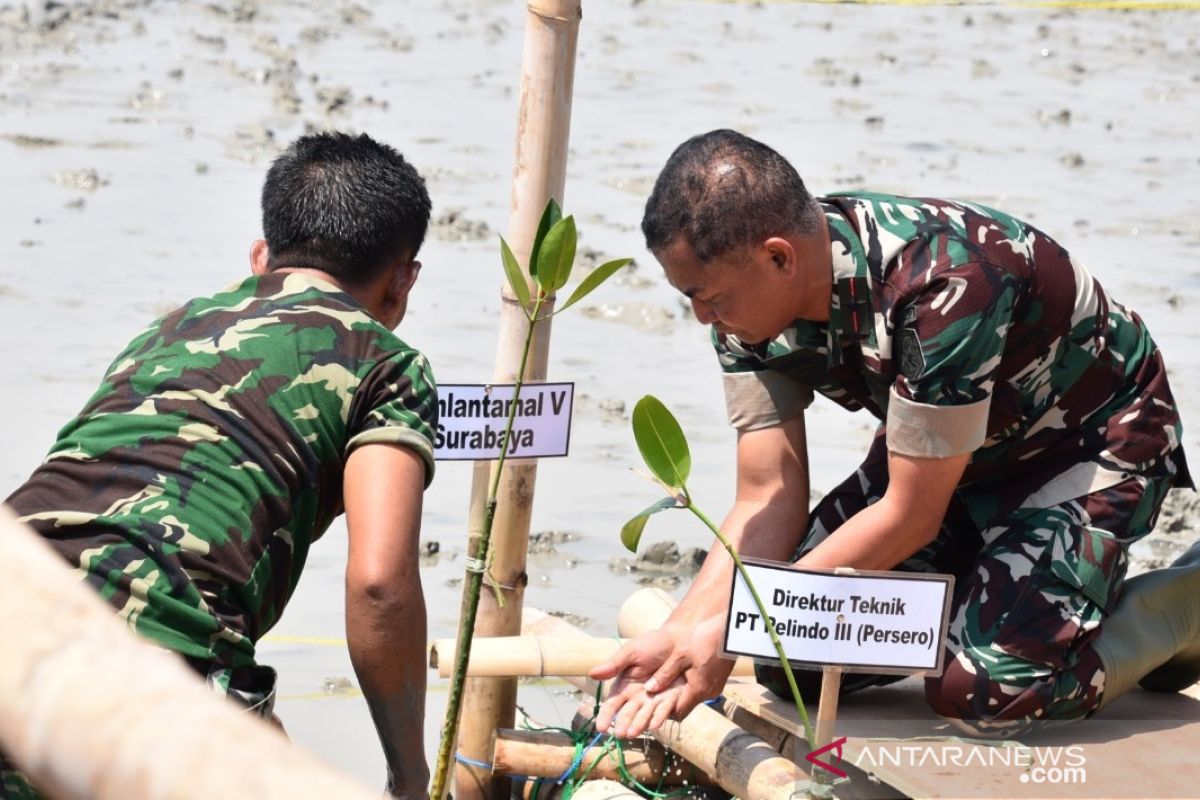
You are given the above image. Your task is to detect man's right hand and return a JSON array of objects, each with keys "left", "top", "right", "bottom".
[{"left": 590, "top": 615, "right": 734, "bottom": 738}]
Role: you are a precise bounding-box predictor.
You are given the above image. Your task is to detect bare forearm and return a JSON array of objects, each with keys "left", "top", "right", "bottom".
[
  {"left": 797, "top": 450, "right": 968, "bottom": 572},
  {"left": 346, "top": 584, "right": 429, "bottom": 797},
  {"left": 672, "top": 498, "right": 808, "bottom": 626},
  {"left": 797, "top": 495, "right": 934, "bottom": 572}
]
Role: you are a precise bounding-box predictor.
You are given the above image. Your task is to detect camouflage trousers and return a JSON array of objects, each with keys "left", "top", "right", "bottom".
[
  {"left": 758, "top": 434, "right": 1177, "bottom": 738},
  {"left": 0, "top": 660, "right": 276, "bottom": 799}
]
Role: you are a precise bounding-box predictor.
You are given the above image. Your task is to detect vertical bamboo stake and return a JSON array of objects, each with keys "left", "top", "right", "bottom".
[{"left": 453, "top": 3, "right": 582, "bottom": 800}]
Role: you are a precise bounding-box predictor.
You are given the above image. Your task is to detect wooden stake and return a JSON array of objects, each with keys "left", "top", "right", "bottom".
[
  {"left": 814, "top": 666, "right": 842, "bottom": 750},
  {"left": 811, "top": 666, "right": 843, "bottom": 792},
  {"left": 0, "top": 508, "right": 379, "bottom": 800},
  {"left": 453, "top": 4, "right": 582, "bottom": 800}
]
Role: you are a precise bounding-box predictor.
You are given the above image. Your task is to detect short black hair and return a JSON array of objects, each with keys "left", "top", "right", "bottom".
[
  {"left": 261, "top": 131, "right": 431, "bottom": 285},
  {"left": 641, "top": 129, "right": 821, "bottom": 262}
]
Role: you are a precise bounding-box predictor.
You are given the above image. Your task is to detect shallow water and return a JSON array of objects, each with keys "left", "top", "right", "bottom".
[{"left": 1, "top": 0, "right": 1198, "bottom": 788}]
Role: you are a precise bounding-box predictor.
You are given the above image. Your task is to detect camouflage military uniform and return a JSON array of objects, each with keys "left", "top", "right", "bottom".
[
  {"left": 1, "top": 271, "right": 437, "bottom": 797},
  {"left": 723, "top": 193, "right": 1192, "bottom": 735}
]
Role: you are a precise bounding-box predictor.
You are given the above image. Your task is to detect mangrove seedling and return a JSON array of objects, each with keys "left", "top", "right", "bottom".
[
  {"left": 621, "top": 394, "right": 816, "bottom": 751},
  {"left": 430, "top": 199, "right": 631, "bottom": 800}
]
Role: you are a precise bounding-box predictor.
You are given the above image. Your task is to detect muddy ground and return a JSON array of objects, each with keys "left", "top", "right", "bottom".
[{"left": 1, "top": 0, "right": 1198, "bottom": 788}]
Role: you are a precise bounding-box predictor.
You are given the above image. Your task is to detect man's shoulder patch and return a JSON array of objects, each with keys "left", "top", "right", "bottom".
[{"left": 896, "top": 326, "right": 926, "bottom": 381}]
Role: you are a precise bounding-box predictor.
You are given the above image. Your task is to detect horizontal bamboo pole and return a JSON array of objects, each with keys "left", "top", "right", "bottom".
[
  {"left": 492, "top": 729, "right": 703, "bottom": 785},
  {"left": 617, "top": 587, "right": 676, "bottom": 638},
  {"left": 431, "top": 636, "right": 623, "bottom": 678},
  {"left": 521, "top": 606, "right": 810, "bottom": 800},
  {"left": 0, "top": 506, "right": 379, "bottom": 800},
  {"left": 431, "top": 634, "right": 756, "bottom": 679}
]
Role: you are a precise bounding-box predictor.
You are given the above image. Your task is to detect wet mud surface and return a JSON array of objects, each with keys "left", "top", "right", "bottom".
[{"left": 1, "top": 0, "right": 1198, "bottom": 785}]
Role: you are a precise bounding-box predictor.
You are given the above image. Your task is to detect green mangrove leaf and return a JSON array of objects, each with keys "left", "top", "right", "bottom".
[
  {"left": 631, "top": 395, "right": 691, "bottom": 491},
  {"left": 535, "top": 215, "right": 577, "bottom": 292},
  {"left": 529, "top": 198, "right": 563, "bottom": 280},
  {"left": 500, "top": 236, "right": 531, "bottom": 313},
  {"left": 557, "top": 258, "right": 633, "bottom": 314},
  {"left": 620, "top": 497, "right": 678, "bottom": 553}
]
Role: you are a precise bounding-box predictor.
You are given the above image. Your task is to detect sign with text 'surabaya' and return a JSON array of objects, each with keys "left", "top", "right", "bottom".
[
  {"left": 433, "top": 383, "right": 574, "bottom": 461},
  {"left": 723, "top": 559, "right": 954, "bottom": 675}
]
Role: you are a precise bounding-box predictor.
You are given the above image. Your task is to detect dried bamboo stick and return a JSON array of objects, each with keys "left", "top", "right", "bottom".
[
  {"left": 0, "top": 507, "right": 379, "bottom": 800},
  {"left": 453, "top": 3, "right": 583, "bottom": 800}
]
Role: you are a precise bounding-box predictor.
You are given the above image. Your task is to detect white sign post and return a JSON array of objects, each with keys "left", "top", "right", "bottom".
[
  {"left": 723, "top": 560, "right": 953, "bottom": 792},
  {"left": 434, "top": 382, "right": 574, "bottom": 461}
]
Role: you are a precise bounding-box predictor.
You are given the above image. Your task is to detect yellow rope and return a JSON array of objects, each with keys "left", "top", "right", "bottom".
[{"left": 261, "top": 634, "right": 347, "bottom": 647}]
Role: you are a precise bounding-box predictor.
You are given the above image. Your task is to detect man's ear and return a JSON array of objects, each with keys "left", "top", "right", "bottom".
[
  {"left": 763, "top": 237, "right": 797, "bottom": 274},
  {"left": 393, "top": 259, "right": 421, "bottom": 298},
  {"left": 250, "top": 240, "right": 270, "bottom": 276}
]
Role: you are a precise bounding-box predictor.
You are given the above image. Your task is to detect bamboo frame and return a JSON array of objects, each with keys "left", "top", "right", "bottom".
[
  {"left": 0, "top": 507, "right": 379, "bottom": 800},
  {"left": 453, "top": 3, "right": 583, "bottom": 800},
  {"left": 492, "top": 729, "right": 702, "bottom": 785},
  {"left": 520, "top": 606, "right": 812, "bottom": 800}
]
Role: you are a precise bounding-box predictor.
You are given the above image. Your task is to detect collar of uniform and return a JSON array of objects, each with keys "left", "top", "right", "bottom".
[{"left": 821, "top": 199, "right": 874, "bottom": 363}]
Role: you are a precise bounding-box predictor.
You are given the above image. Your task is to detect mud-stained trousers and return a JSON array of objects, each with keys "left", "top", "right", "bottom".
[{"left": 757, "top": 433, "right": 1179, "bottom": 738}]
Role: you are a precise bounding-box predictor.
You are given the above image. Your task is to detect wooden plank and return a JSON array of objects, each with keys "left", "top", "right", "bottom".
[{"left": 723, "top": 677, "right": 1200, "bottom": 799}]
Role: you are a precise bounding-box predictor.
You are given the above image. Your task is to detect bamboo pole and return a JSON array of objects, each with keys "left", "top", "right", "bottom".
[
  {"left": 453, "top": 3, "right": 583, "bottom": 800},
  {"left": 520, "top": 608, "right": 812, "bottom": 800},
  {"left": 492, "top": 729, "right": 702, "bottom": 785},
  {"left": 430, "top": 634, "right": 756, "bottom": 679},
  {"left": 0, "top": 507, "right": 379, "bottom": 800},
  {"left": 431, "top": 636, "right": 622, "bottom": 678},
  {"left": 616, "top": 587, "right": 676, "bottom": 637}
]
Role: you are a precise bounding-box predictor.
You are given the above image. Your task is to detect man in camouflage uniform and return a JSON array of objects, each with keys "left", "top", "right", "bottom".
[
  {"left": 2, "top": 132, "right": 437, "bottom": 798},
  {"left": 594, "top": 129, "right": 1199, "bottom": 739}
]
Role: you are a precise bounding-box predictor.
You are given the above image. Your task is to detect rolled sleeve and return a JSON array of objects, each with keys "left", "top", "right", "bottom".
[
  {"left": 346, "top": 426, "right": 436, "bottom": 488},
  {"left": 886, "top": 387, "right": 989, "bottom": 457},
  {"left": 723, "top": 370, "right": 813, "bottom": 431}
]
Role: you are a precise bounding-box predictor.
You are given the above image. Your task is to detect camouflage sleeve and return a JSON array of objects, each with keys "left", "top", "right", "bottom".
[
  {"left": 714, "top": 328, "right": 812, "bottom": 431},
  {"left": 886, "top": 261, "right": 1019, "bottom": 458},
  {"left": 346, "top": 351, "right": 439, "bottom": 487}
]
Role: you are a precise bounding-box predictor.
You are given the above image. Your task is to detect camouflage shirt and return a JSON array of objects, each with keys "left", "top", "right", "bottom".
[
  {"left": 5, "top": 271, "right": 438, "bottom": 669},
  {"left": 719, "top": 192, "right": 1190, "bottom": 524}
]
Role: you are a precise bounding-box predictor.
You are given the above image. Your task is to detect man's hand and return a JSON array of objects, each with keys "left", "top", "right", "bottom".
[
  {"left": 590, "top": 616, "right": 733, "bottom": 738},
  {"left": 591, "top": 417, "right": 812, "bottom": 738}
]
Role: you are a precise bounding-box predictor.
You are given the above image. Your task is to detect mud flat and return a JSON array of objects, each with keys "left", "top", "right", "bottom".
[{"left": 1, "top": 0, "right": 1197, "bottom": 787}]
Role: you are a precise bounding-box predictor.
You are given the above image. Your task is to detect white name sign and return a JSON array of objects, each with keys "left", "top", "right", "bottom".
[
  {"left": 434, "top": 383, "right": 574, "bottom": 461},
  {"left": 723, "top": 560, "right": 953, "bottom": 675}
]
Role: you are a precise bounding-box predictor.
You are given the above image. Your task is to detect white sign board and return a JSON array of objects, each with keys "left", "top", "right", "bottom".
[
  {"left": 723, "top": 560, "right": 953, "bottom": 675},
  {"left": 434, "top": 382, "right": 574, "bottom": 461}
]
